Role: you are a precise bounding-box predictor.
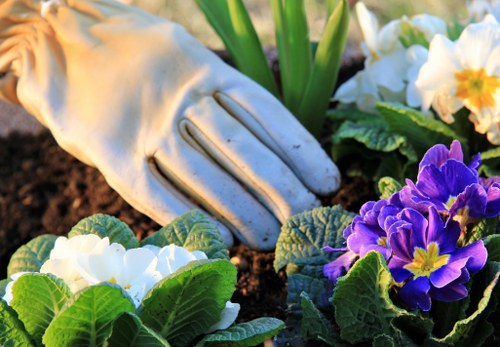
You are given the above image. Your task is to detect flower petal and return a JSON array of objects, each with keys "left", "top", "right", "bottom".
[
  {"left": 206, "top": 301, "right": 240, "bottom": 333},
  {"left": 323, "top": 251, "right": 358, "bottom": 284},
  {"left": 450, "top": 240, "right": 488, "bottom": 275},
  {"left": 399, "top": 276, "right": 432, "bottom": 311}
]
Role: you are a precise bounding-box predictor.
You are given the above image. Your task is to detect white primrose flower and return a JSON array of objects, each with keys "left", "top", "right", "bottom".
[
  {"left": 40, "top": 234, "right": 110, "bottom": 293},
  {"left": 334, "top": 2, "right": 446, "bottom": 111},
  {"left": 415, "top": 16, "right": 500, "bottom": 142},
  {"left": 76, "top": 244, "right": 162, "bottom": 307},
  {"left": 2, "top": 272, "right": 29, "bottom": 305},
  {"left": 468, "top": 0, "right": 500, "bottom": 22},
  {"left": 206, "top": 301, "right": 241, "bottom": 333}
]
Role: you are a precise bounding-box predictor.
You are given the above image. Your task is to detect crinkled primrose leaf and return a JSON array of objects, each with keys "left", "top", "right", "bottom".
[
  {"left": 300, "top": 292, "right": 340, "bottom": 346},
  {"left": 195, "top": 317, "right": 284, "bottom": 347},
  {"left": 141, "top": 210, "right": 229, "bottom": 260},
  {"left": 139, "top": 259, "right": 236, "bottom": 347},
  {"left": 274, "top": 206, "right": 355, "bottom": 272},
  {"left": 68, "top": 213, "right": 139, "bottom": 249},
  {"left": 11, "top": 273, "right": 72, "bottom": 346},
  {"left": 106, "top": 312, "right": 170, "bottom": 346},
  {"left": 42, "top": 283, "right": 135, "bottom": 346},
  {"left": 7, "top": 234, "right": 57, "bottom": 277},
  {"left": 0, "top": 298, "right": 34, "bottom": 346}
]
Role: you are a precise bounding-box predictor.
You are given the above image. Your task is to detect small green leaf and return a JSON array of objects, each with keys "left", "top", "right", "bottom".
[
  {"left": 333, "top": 120, "right": 407, "bottom": 153},
  {"left": 372, "top": 334, "right": 396, "bottom": 347},
  {"left": 485, "top": 234, "right": 500, "bottom": 262},
  {"left": 431, "top": 271, "right": 499, "bottom": 345},
  {"left": 139, "top": 259, "right": 236, "bottom": 347},
  {"left": 479, "top": 147, "right": 500, "bottom": 161},
  {"left": 274, "top": 206, "right": 355, "bottom": 272},
  {"left": 0, "top": 299, "right": 34, "bottom": 346},
  {"left": 287, "top": 272, "right": 331, "bottom": 312},
  {"left": 466, "top": 218, "right": 498, "bottom": 245},
  {"left": 11, "top": 273, "right": 71, "bottom": 347},
  {"left": 300, "top": 292, "right": 339, "bottom": 345},
  {"left": 43, "top": 284, "right": 135, "bottom": 347},
  {"left": 377, "top": 102, "right": 467, "bottom": 157},
  {"left": 332, "top": 252, "right": 409, "bottom": 344},
  {"left": 141, "top": 210, "right": 229, "bottom": 260},
  {"left": 195, "top": 318, "right": 284, "bottom": 347},
  {"left": 68, "top": 214, "right": 138, "bottom": 249},
  {"left": 377, "top": 176, "right": 403, "bottom": 199},
  {"left": 7, "top": 234, "right": 57, "bottom": 277},
  {"left": 327, "top": 107, "right": 377, "bottom": 122},
  {"left": 0, "top": 279, "right": 9, "bottom": 297},
  {"left": 106, "top": 312, "right": 170, "bottom": 346}
]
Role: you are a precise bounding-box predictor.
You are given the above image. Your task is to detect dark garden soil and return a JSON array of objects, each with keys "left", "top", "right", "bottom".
[{"left": 0, "top": 129, "right": 376, "bottom": 325}]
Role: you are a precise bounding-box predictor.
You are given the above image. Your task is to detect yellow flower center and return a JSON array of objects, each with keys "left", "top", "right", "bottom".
[
  {"left": 455, "top": 68, "right": 500, "bottom": 109},
  {"left": 377, "top": 237, "right": 388, "bottom": 247},
  {"left": 446, "top": 195, "right": 457, "bottom": 210},
  {"left": 108, "top": 277, "right": 117, "bottom": 284},
  {"left": 404, "top": 242, "right": 450, "bottom": 278}
]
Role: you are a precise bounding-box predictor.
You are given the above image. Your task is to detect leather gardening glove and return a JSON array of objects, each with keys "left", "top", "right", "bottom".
[{"left": 0, "top": 0, "right": 340, "bottom": 250}]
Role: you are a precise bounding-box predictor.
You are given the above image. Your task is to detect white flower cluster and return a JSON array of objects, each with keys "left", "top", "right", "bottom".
[
  {"left": 336, "top": 0, "right": 500, "bottom": 144},
  {"left": 3, "top": 234, "right": 239, "bottom": 332}
]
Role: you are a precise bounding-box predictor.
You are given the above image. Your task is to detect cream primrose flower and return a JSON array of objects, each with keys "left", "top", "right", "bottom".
[
  {"left": 76, "top": 244, "right": 161, "bottom": 307},
  {"left": 334, "top": 2, "right": 446, "bottom": 111},
  {"left": 144, "top": 244, "right": 240, "bottom": 331},
  {"left": 40, "top": 234, "right": 110, "bottom": 293},
  {"left": 468, "top": 0, "right": 500, "bottom": 22},
  {"left": 415, "top": 16, "right": 500, "bottom": 140}
]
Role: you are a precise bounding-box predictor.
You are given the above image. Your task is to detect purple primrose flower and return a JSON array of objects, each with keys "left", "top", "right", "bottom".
[
  {"left": 400, "top": 140, "right": 500, "bottom": 227},
  {"left": 323, "top": 195, "right": 402, "bottom": 283},
  {"left": 388, "top": 207, "right": 487, "bottom": 311}
]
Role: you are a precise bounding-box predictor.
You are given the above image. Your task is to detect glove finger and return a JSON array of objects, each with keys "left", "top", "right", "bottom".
[
  {"left": 215, "top": 87, "right": 341, "bottom": 196},
  {"left": 183, "top": 96, "right": 320, "bottom": 222},
  {"left": 154, "top": 132, "right": 281, "bottom": 251},
  {"left": 95, "top": 154, "right": 235, "bottom": 247}
]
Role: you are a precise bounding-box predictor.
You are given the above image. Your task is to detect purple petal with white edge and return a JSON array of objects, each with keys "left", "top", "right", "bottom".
[
  {"left": 449, "top": 240, "right": 487, "bottom": 275},
  {"left": 419, "top": 143, "right": 452, "bottom": 171},
  {"left": 360, "top": 201, "right": 377, "bottom": 217},
  {"left": 441, "top": 160, "right": 479, "bottom": 196},
  {"left": 388, "top": 257, "right": 413, "bottom": 282},
  {"left": 427, "top": 207, "right": 460, "bottom": 253},
  {"left": 430, "top": 257, "right": 468, "bottom": 288},
  {"left": 388, "top": 224, "right": 414, "bottom": 262},
  {"left": 399, "top": 276, "right": 432, "bottom": 311},
  {"left": 378, "top": 205, "right": 401, "bottom": 229},
  {"left": 323, "top": 251, "right": 358, "bottom": 284},
  {"left": 416, "top": 165, "right": 450, "bottom": 201},
  {"left": 449, "top": 183, "right": 487, "bottom": 219},
  {"left": 481, "top": 176, "right": 500, "bottom": 189},
  {"left": 322, "top": 246, "right": 348, "bottom": 253},
  {"left": 399, "top": 184, "right": 433, "bottom": 213},
  {"left": 485, "top": 183, "right": 500, "bottom": 218},
  {"left": 399, "top": 208, "right": 428, "bottom": 249},
  {"left": 358, "top": 243, "right": 392, "bottom": 259}
]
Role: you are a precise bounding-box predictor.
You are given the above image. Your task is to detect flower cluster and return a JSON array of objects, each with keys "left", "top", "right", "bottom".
[
  {"left": 323, "top": 140, "right": 499, "bottom": 311},
  {"left": 334, "top": 2, "right": 447, "bottom": 112},
  {"left": 336, "top": 1, "right": 500, "bottom": 144},
  {"left": 3, "top": 234, "right": 239, "bottom": 332}
]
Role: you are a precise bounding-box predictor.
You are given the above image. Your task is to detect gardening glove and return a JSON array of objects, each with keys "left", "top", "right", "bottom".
[{"left": 0, "top": 0, "right": 341, "bottom": 250}]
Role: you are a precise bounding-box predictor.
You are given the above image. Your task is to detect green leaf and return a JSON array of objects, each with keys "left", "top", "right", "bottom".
[
  {"left": 332, "top": 252, "right": 412, "bottom": 344},
  {"left": 0, "top": 279, "right": 9, "bottom": 297},
  {"left": 480, "top": 147, "right": 500, "bottom": 160},
  {"left": 466, "top": 218, "right": 498, "bottom": 245},
  {"left": 431, "top": 271, "right": 500, "bottom": 345},
  {"left": 274, "top": 206, "right": 356, "bottom": 272},
  {"left": 377, "top": 176, "right": 403, "bottom": 199},
  {"left": 372, "top": 334, "right": 396, "bottom": 347},
  {"left": 68, "top": 213, "right": 138, "bottom": 249},
  {"left": 43, "top": 284, "right": 135, "bottom": 347},
  {"left": 195, "top": 0, "right": 278, "bottom": 97},
  {"left": 327, "top": 107, "right": 377, "bottom": 122},
  {"left": 272, "top": 0, "right": 312, "bottom": 114},
  {"left": 287, "top": 272, "right": 331, "bottom": 311},
  {"left": 195, "top": 318, "right": 284, "bottom": 347},
  {"left": 141, "top": 210, "right": 229, "bottom": 260},
  {"left": 139, "top": 259, "right": 236, "bottom": 347},
  {"left": 106, "top": 312, "right": 170, "bottom": 346},
  {"left": 11, "top": 273, "right": 71, "bottom": 346},
  {"left": 485, "top": 234, "right": 500, "bottom": 262},
  {"left": 298, "top": 0, "right": 350, "bottom": 137},
  {"left": 7, "top": 234, "right": 57, "bottom": 277},
  {"left": 333, "top": 120, "right": 406, "bottom": 152},
  {"left": 300, "top": 292, "right": 339, "bottom": 345},
  {"left": 0, "top": 299, "right": 34, "bottom": 347},
  {"left": 377, "top": 102, "right": 467, "bottom": 157}
]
